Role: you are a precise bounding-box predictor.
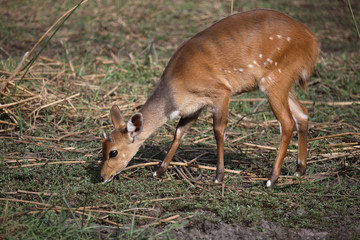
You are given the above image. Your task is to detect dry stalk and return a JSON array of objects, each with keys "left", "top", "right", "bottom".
[{"left": 1, "top": 0, "right": 89, "bottom": 90}]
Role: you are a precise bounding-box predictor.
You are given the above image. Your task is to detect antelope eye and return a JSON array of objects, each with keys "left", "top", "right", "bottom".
[{"left": 109, "top": 150, "right": 118, "bottom": 158}]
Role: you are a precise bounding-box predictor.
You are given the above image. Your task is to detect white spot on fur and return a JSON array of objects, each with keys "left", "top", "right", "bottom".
[
  {"left": 169, "top": 110, "right": 180, "bottom": 120},
  {"left": 287, "top": 37, "right": 291, "bottom": 42},
  {"left": 214, "top": 179, "right": 220, "bottom": 183},
  {"left": 153, "top": 171, "right": 157, "bottom": 177},
  {"left": 248, "top": 64, "right": 254, "bottom": 68},
  {"left": 277, "top": 34, "right": 282, "bottom": 39},
  {"left": 266, "top": 180, "right": 272, "bottom": 187},
  {"left": 268, "top": 76, "right": 272, "bottom": 81},
  {"left": 275, "top": 62, "right": 278, "bottom": 66},
  {"left": 267, "top": 58, "right": 273, "bottom": 64},
  {"left": 259, "top": 85, "right": 266, "bottom": 95},
  {"left": 233, "top": 68, "right": 237, "bottom": 72},
  {"left": 259, "top": 54, "right": 263, "bottom": 59},
  {"left": 123, "top": 153, "right": 126, "bottom": 158},
  {"left": 269, "top": 36, "right": 273, "bottom": 40},
  {"left": 277, "top": 47, "right": 281, "bottom": 51},
  {"left": 278, "top": 68, "right": 282, "bottom": 73},
  {"left": 225, "top": 70, "right": 231, "bottom": 73},
  {"left": 239, "top": 68, "right": 244, "bottom": 72},
  {"left": 302, "top": 69, "right": 307, "bottom": 80},
  {"left": 264, "top": 62, "right": 268, "bottom": 66},
  {"left": 294, "top": 172, "right": 300, "bottom": 177},
  {"left": 260, "top": 77, "right": 265, "bottom": 83},
  {"left": 253, "top": 60, "right": 259, "bottom": 65}
]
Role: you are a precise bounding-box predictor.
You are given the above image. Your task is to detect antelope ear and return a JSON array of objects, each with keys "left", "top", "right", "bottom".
[
  {"left": 110, "top": 105, "right": 126, "bottom": 129},
  {"left": 127, "top": 113, "right": 143, "bottom": 141}
]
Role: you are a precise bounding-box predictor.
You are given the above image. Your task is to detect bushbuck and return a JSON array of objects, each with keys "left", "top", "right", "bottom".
[{"left": 100, "top": 9, "right": 319, "bottom": 188}]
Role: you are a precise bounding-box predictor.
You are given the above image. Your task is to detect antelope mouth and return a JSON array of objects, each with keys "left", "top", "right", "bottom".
[{"left": 102, "top": 168, "right": 124, "bottom": 184}]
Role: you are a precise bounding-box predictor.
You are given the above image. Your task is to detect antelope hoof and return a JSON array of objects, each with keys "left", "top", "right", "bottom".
[
  {"left": 266, "top": 180, "right": 273, "bottom": 188},
  {"left": 214, "top": 173, "right": 224, "bottom": 183},
  {"left": 267, "top": 173, "right": 279, "bottom": 188},
  {"left": 153, "top": 167, "right": 165, "bottom": 178},
  {"left": 295, "top": 164, "right": 307, "bottom": 177}
]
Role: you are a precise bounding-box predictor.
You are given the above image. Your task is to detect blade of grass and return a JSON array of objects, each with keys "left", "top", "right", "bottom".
[{"left": 347, "top": 0, "right": 360, "bottom": 38}]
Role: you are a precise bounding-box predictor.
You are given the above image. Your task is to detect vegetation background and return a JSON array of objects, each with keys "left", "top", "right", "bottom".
[{"left": 0, "top": 0, "right": 359, "bottom": 239}]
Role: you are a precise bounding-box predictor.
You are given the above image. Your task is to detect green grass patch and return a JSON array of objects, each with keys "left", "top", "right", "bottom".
[{"left": 1, "top": 0, "right": 359, "bottom": 239}]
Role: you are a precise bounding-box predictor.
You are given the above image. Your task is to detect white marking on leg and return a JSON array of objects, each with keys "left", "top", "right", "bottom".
[
  {"left": 302, "top": 69, "right": 307, "bottom": 80},
  {"left": 266, "top": 180, "right": 272, "bottom": 187},
  {"left": 299, "top": 111, "right": 308, "bottom": 120},
  {"left": 291, "top": 113, "right": 299, "bottom": 130},
  {"left": 288, "top": 98, "right": 309, "bottom": 121},
  {"left": 175, "top": 128, "right": 183, "bottom": 140},
  {"left": 169, "top": 110, "right": 180, "bottom": 120},
  {"left": 259, "top": 85, "right": 266, "bottom": 95},
  {"left": 278, "top": 121, "right": 282, "bottom": 136}
]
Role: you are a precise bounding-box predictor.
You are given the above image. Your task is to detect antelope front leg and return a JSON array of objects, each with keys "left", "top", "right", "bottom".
[
  {"left": 212, "top": 93, "right": 231, "bottom": 183},
  {"left": 154, "top": 109, "right": 202, "bottom": 178}
]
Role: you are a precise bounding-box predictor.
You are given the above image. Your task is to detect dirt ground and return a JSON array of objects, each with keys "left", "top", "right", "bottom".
[
  {"left": 94, "top": 209, "right": 357, "bottom": 239},
  {"left": 1, "top": 0, "right": 359, "bottom": 239}
]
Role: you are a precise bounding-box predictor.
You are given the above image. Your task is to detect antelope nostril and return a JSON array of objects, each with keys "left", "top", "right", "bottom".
[{"left": 99, "top": 176, "right": 104, "bottom": 182}]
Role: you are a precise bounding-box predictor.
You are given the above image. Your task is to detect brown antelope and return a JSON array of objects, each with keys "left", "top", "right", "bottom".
[{"left": 100, "top": 9, "right": 319, "bottom": 187}]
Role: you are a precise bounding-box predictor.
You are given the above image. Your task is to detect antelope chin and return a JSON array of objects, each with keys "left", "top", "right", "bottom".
[{"left": 102, "top": 169, "right": 124, "bottom": 184}]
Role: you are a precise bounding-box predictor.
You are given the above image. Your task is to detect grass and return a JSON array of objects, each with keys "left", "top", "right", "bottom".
[{"left": 1, "top": 0, "right": 360, "bottom": 239}]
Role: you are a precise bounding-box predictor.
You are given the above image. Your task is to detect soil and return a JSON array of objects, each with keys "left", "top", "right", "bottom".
[
  {"left": 166, "top": 210, "right": 359, "bottom": 240},
  {"left": 172, "top": 219, "right": 328, "bottom": 240},
  {"left": 95, "top": 209, "right": 359, "bottom": 239}
]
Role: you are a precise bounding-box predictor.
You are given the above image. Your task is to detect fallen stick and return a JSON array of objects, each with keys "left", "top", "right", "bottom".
[
  {"left": 142, "top": 214, "right": 180, "bottom": 228},
  {"left": 309, "top": 132, "right": 359, "bottom": 142},
  {"left": 123, "top": 161, "right": 255, "bottom": 176},
  {"left": 0, "top": 95, "right": 41, "bottom": 109},
  {"left": 7, "top": 161, "right": 88, "bottom": 168},
  {"left": 30, "top": 92, "right": 80, "bottom": 116}
]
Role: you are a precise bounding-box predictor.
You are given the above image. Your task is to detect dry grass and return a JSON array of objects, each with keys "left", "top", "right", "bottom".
[{"left": 0, "top": 0, "right": 359, "bottom": 238}]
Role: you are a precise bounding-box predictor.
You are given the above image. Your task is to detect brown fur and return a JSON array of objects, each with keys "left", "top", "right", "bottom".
[{"left": 100, "top": 9, "right": 319, "bottom": 187}]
